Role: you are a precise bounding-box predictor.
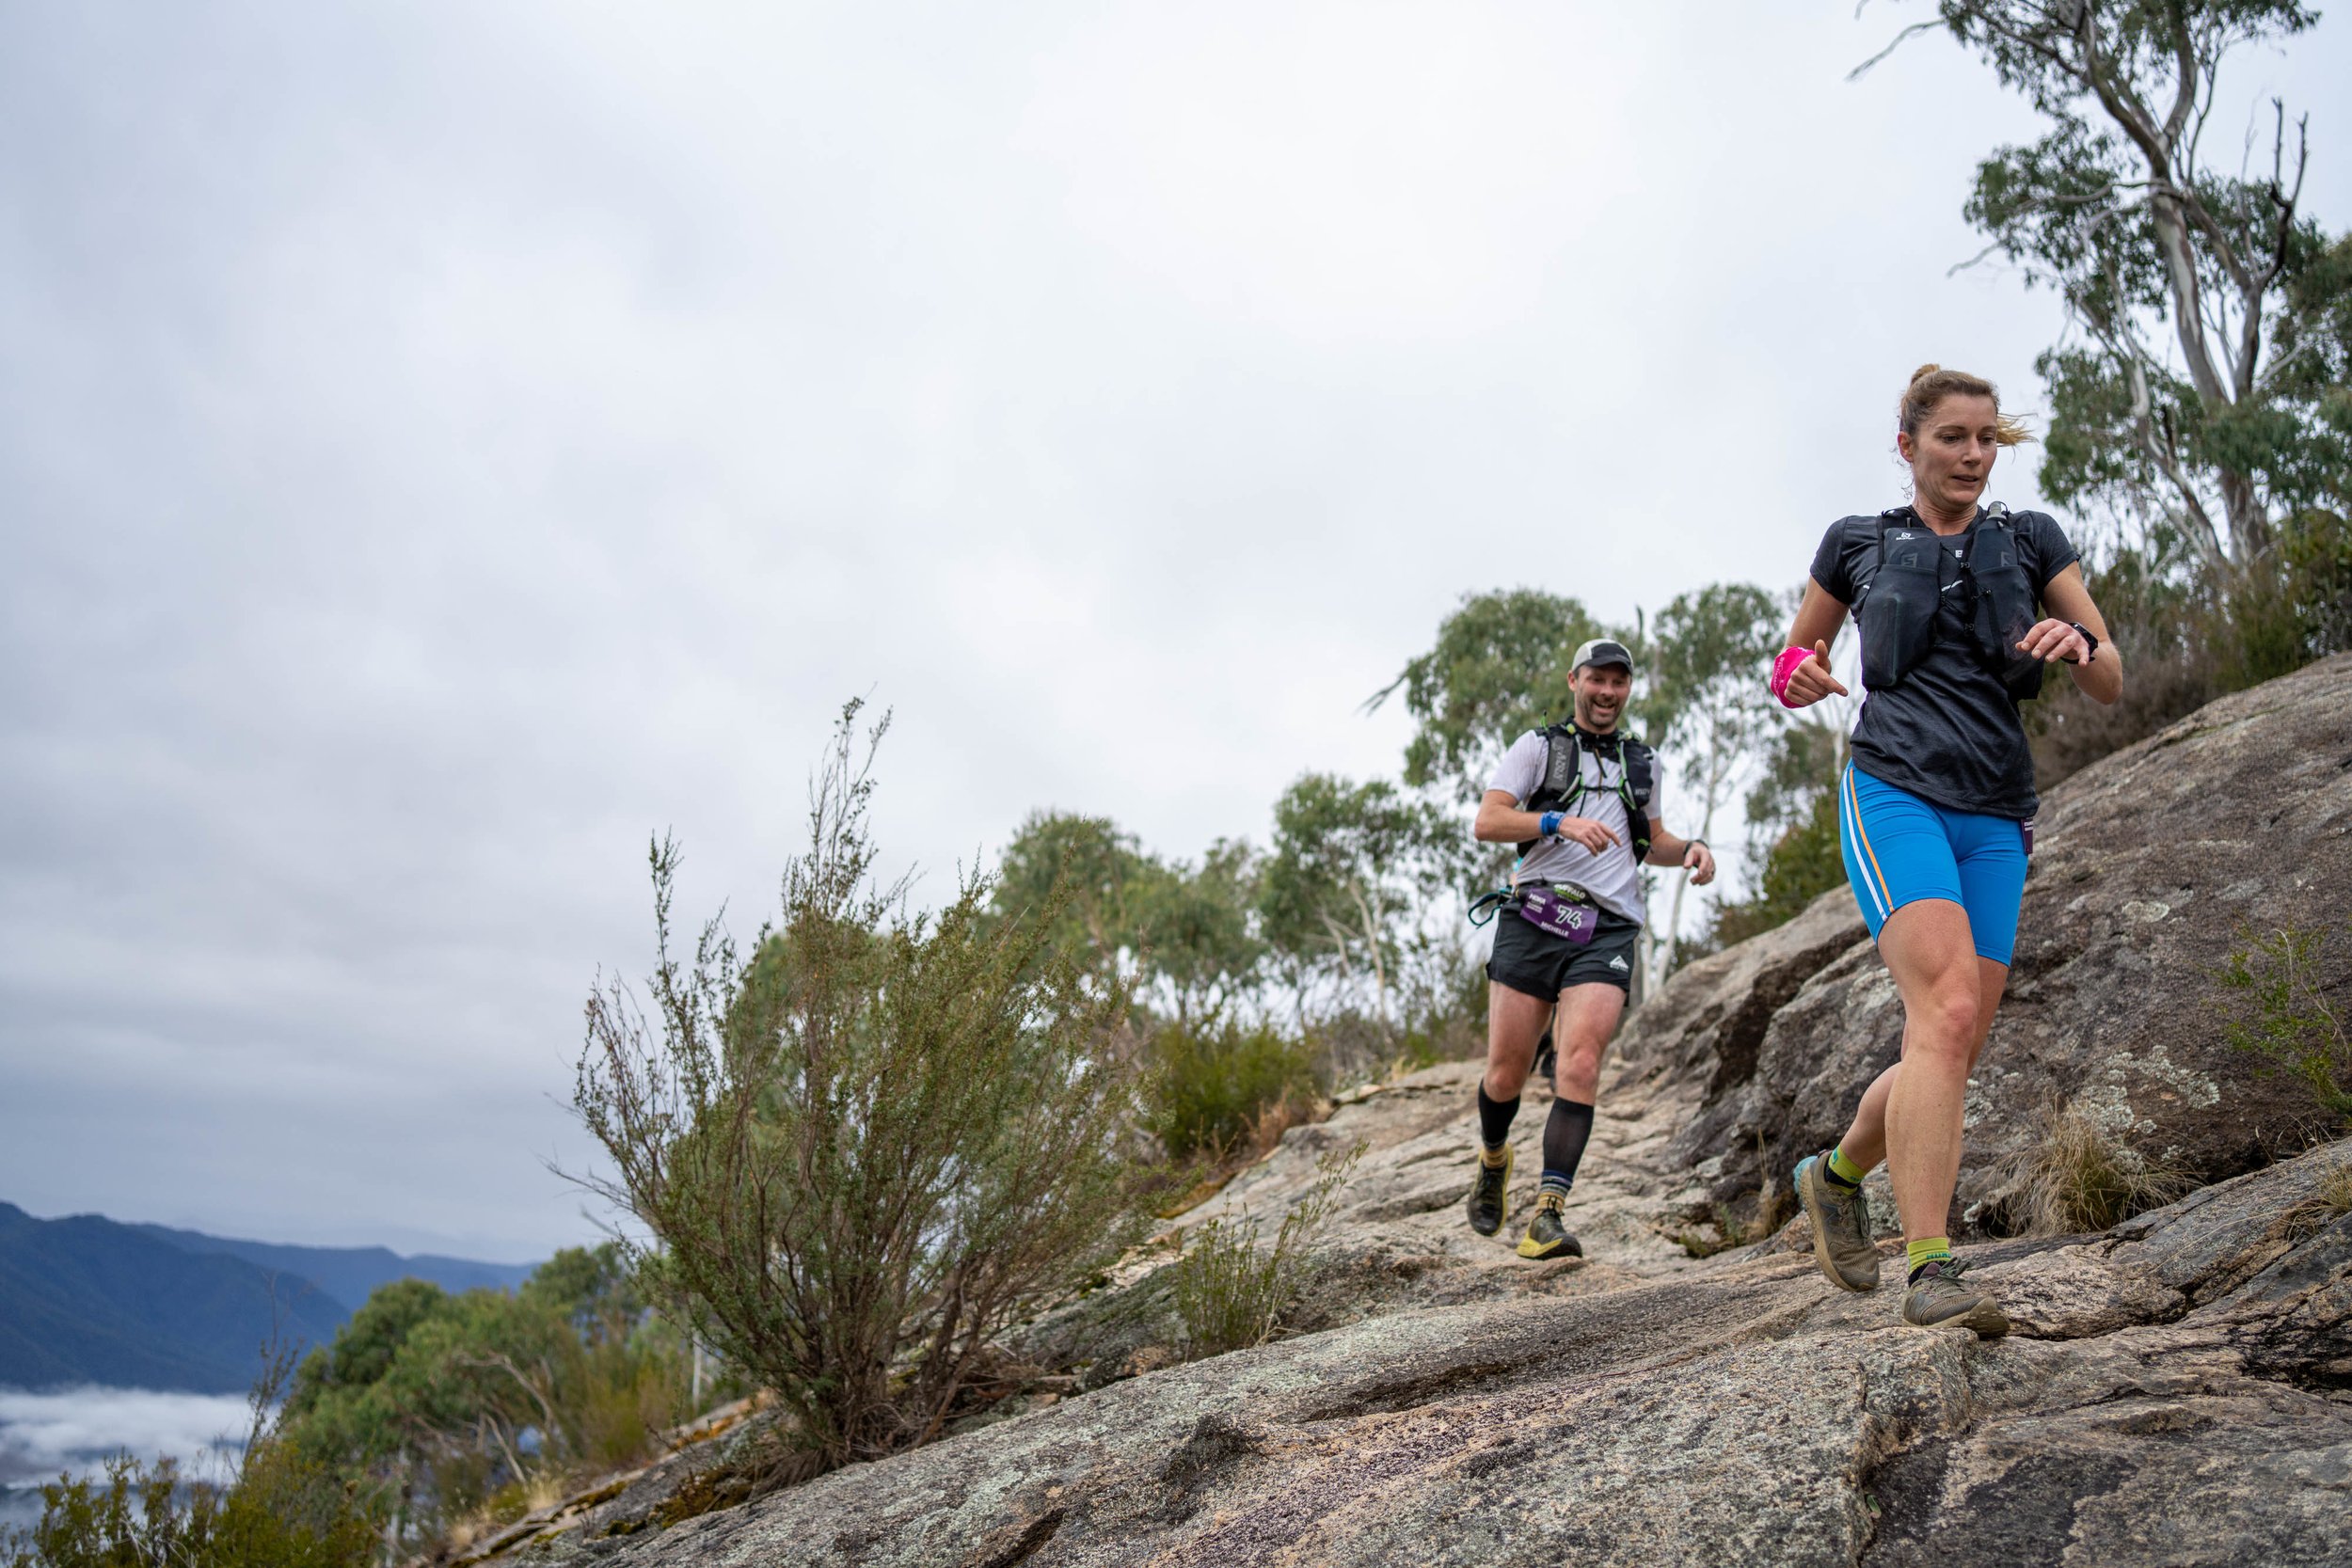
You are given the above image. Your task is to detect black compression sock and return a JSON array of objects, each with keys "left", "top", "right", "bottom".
[
  {"left": 1541, "top": 1099, "right": 1596, "bottom": 1190},
  {"left": 1476, "top": 1083, "right": 1520, "bottom": 1152}
]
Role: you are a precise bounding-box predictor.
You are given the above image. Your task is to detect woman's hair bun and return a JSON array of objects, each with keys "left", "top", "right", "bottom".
[{"left": 1898, "top": 364, "right": 2033, "bottom": 448}]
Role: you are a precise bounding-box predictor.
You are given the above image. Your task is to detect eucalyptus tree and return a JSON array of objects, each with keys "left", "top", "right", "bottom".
[
  {"left": 1258, "top": 772, "right": 1461, "bottom": 1035},
  {"left": 1368, "top": 588, "right": 1613, "bottom": 805},
  {"left": 1863, "top": 2, "right": 2347, "bottom": 589},
  {"left": 1647, "top": 583, "right": 1784, "bottom": 975},
  {"left": 991, "top": 811, "right": 1263, "bottom": 1024}
]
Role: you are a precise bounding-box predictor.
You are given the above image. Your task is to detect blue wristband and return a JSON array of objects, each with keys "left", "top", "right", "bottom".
[{"left": 1539, "top": 811, "right": 1563, "bottom": 839}]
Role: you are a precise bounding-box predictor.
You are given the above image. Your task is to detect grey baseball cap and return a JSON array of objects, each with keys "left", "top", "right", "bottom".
[{"left": 1573, "top": 638, "right": 1633, "bottom": 673}]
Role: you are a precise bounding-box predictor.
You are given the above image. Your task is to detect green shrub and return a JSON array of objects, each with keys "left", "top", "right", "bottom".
[
  {"left": 1168, "top": 1141, "right": 1364, "bottom": 1359},
  {"left": 574, "top": 702, "right": 1153, "bottom": 1470},
  {"left": 1702, "top": 786, "right": 1845, "bottom": 954},
  {"left": 6, "top": 1361, "right": 372, "bottom": 1568},
  {"left": 276, "top": 1243, "right": 698, "bottom": 1545},
  {"left": 1144, "top": 1019, "right": 1319, "bottom": 1161},
  {"left": 2217, "top": 920, "right": 2352, "bottom": 1122}
]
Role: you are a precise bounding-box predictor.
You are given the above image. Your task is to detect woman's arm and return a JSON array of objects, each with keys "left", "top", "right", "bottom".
[
  {"left": 1778, "top": 578, "right": 1851, "bottom": 706},
  {"left": 2025, "top": 563, "right": 2122, "bottom": 705}
]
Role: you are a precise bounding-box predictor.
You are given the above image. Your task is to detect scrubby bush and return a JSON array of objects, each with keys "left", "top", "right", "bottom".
[
  {"left": 574, "top": 702, "right": 1155, "bottom": 1470},
  {"left": 275, "top": 1243, "right": 699, "bottom": 1547},
  {"left": 1144, "top": 1019, "right": 1319, "bottom": 1162},
  {"left": 2217, "top": 920, "right": 2352, "bottom": 1123},
  {"left": 1168, "top": 1141, "right": 1364, "bottom": 1359},
  {"left": 4, "top": 1359, "right": 372, "bottom": 1568}
]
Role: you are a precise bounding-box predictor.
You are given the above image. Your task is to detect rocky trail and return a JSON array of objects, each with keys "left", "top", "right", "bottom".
[{"left": 491, "top": 656, "right": 2352, "bottom": 1566}]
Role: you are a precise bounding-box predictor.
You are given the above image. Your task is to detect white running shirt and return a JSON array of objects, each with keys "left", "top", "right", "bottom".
[{"left": 1486, "top": 730, "right": 1665, "bottom": 926}]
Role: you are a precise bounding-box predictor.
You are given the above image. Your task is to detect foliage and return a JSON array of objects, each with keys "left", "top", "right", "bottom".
[
  {"left": 6, "top": 1357, "right": 373, "bottom": 1568},
  {"left": 2217, "top": 920, "right": 2352, "bottom": 1122},
  {"left": 574, "top": 701, "right": 1154, "bottom": 1469},
  {"left": 1258, "top": 772, "right": 1464, "bottom": 1033},
  {"left": 991, "top": 811, "right": 1157, "bottom": 980},
  {"left": 275, "top": 1243, "right": 696, "bottom": 1545},
  {"left": 2030, "top": 504, "right": 2351, "bottom": 788},
  {"left": 1646, "top": 583, "right": 1784, "bottom": 974},
  {"left": 1702, "top": 786, "right": 1848, "bottom": 956},
  {"left": 991, "top": 812, "right": 1264, "bottom": 1025},
  {"left": 1369, "top": 589, "right": 1613, "bottom": 804},
  {"left": 1143, "top": 1019, "right": 1321, "bottom": 1163},
  {"left": 1168, "top": 1141, "right": 1366, "bottom": 1359},
  {"left": 1130, "top": 837, "right": 1266, "bottom": 1024}
]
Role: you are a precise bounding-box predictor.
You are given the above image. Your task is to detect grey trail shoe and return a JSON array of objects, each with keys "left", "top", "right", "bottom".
[
  {"left": 1466, "top": 1145, "right": 1514, "bottom": 1237},
  {"left": 1900, "top": 1256, "right": 2010, "bottom": 1337},
  {"left": 1794, "top": 1152, "right": 1881, "bottom": 1292}
]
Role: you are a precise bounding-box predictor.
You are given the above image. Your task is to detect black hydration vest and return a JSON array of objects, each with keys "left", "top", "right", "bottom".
[
  {"left": 1518, "top": 725, "right": 1655, "bottom": 860},
  {"left": 1856, "top": 502, "right": 2043, "bottom": 704}
]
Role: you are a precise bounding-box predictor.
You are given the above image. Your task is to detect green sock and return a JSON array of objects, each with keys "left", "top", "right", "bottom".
[
  {"left": 1826, "top": 1147, "right": 1867, "bottom": 1187},
  {"left": 1479, "top": 1144, "right": 1510, "bottom": 1168},
  {"left": 1905, "top": 1237, "right": 1953, "bottom": 1278}
]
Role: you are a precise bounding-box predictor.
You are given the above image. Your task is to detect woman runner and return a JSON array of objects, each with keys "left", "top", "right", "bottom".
[{"left": 1775, "top": 364, "right": 2122, "bottom": 1334}]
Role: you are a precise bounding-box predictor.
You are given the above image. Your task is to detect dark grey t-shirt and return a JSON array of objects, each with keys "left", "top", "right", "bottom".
[{"left": 1810, "top": 508, "right": 2079, "bottom": 819}]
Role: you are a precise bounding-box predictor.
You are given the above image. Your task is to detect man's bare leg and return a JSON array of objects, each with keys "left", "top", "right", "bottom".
[
  {"left": 1483, "top": 983, "right": 1551, "bottom": 1101},
  {"left": 1549, "top": 982, "right": 1628, "bottom": 1106}
]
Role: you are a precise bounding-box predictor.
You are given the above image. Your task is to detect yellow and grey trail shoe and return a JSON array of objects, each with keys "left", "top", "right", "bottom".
[
  {"left": 1794, "top": 1152, "right": 1881, "bottom": 1292},
  {"left": 1516, "top": 1190, "right": 1582, "bottom": 1259},
  {"left": 1900, "top": 1256, "right": 2009, "bottom": 1337},
  {"left": 1466, "top": 1146, "right": 1514, "bottom": 1237}
]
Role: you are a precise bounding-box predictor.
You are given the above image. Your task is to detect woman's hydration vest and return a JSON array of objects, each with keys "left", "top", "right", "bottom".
[
  {"left": 1856, "top": 503, "right": 2043, "bottom": 704},
  {"left": 1518, "top": 725, "right": 1655, "bottom": 860}
]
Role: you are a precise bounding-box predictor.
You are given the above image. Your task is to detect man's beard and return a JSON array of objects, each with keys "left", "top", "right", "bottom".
[{"left": 1576, "top": 699, "right": 1621, "bottom": 733}]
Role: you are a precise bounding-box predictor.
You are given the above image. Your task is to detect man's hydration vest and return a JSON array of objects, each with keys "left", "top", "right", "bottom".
[
  {"left": 1856, "top": 502, "right": 2043, "bottom": 704},
  {"left": 1518, "top": 725, "right": 1655, "bottom": 861}
]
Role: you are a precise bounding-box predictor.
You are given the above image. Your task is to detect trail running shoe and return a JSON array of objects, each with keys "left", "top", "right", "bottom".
[
  {"left": 1467, "top": 1145, "right": 1514, "bottom": 1237},
  {"left": 1516, "top": 1191, "right": 1582, "bottom": 1259},
  {"left": 1794, "top": 1152, "right": 1881, "bottom": 1292},
  {"left": 1900, "top": 1256, "right": 2009, "bottom": 1337}
]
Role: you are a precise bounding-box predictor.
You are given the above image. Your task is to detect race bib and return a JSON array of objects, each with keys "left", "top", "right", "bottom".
[{"left": 1516, "top": 884, "right": 1599, "bottom": 945}]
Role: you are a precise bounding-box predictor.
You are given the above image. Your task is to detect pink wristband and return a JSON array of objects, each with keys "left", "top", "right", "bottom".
[{"left": 1770, "top": 645, "right": 1814, "bottom": 707}]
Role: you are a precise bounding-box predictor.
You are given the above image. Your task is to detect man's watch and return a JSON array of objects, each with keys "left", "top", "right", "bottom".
[{"left": 2067, "top": 622, "right": 2100, "bottom": 663}]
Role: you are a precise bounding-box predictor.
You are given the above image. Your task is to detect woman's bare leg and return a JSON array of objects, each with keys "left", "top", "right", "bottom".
[{"left": 1834, "top": 952, "right": 2010, "bottom": 1178}]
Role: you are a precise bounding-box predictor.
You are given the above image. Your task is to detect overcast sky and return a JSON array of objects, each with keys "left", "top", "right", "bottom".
[{"left": 4, "top": 3, "right": 2347, "bottom": 1262}]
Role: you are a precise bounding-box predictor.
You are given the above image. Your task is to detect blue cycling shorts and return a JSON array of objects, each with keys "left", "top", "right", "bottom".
[{"left": 1837, "top": 764, "right": 2028, "bottom": 965}]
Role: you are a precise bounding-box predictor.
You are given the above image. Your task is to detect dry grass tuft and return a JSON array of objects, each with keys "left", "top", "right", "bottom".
[
  {"left": 2018, "top": 1103, "right": 2196, "bottom": 1234},
  {"left": 2320, "top": 1157, "right": 2352, "bottom": 1217}
]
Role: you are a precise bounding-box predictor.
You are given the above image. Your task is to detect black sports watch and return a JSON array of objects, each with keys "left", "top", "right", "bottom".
[{"left": 2066, "top": 622, "right": 2100, "bottom": 663}]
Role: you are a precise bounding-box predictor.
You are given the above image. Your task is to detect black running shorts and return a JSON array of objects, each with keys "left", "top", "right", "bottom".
[{"left": 1486, "top": 907, "right": 1641, "bottom": 997}]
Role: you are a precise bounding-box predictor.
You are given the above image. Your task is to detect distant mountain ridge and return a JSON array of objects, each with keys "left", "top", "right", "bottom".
[
  {"left": 0, "top": 1202, "right": 538, "bottom": 1393},
  {"left": 127, "top": 1221, "right": 535, "bottom": 1323}
]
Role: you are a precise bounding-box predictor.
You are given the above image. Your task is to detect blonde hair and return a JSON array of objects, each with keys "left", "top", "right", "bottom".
[{"left": 1899, "top": 363, "right": 2033, "bottom": 447}]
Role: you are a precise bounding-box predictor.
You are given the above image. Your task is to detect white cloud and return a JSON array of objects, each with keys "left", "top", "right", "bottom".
[{"left": 0, "top": 1387, "right": 252, "bottom": 1490}]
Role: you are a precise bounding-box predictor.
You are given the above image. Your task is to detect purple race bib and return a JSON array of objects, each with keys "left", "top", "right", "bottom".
[{"left": 1516, "top": 884, "right": 1599, "bottom": 945}]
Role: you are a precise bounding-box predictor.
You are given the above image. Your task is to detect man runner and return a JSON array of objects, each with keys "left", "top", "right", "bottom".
[{"left": 1464, "top": 639, "right": 1717, "bottom": 1258}]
